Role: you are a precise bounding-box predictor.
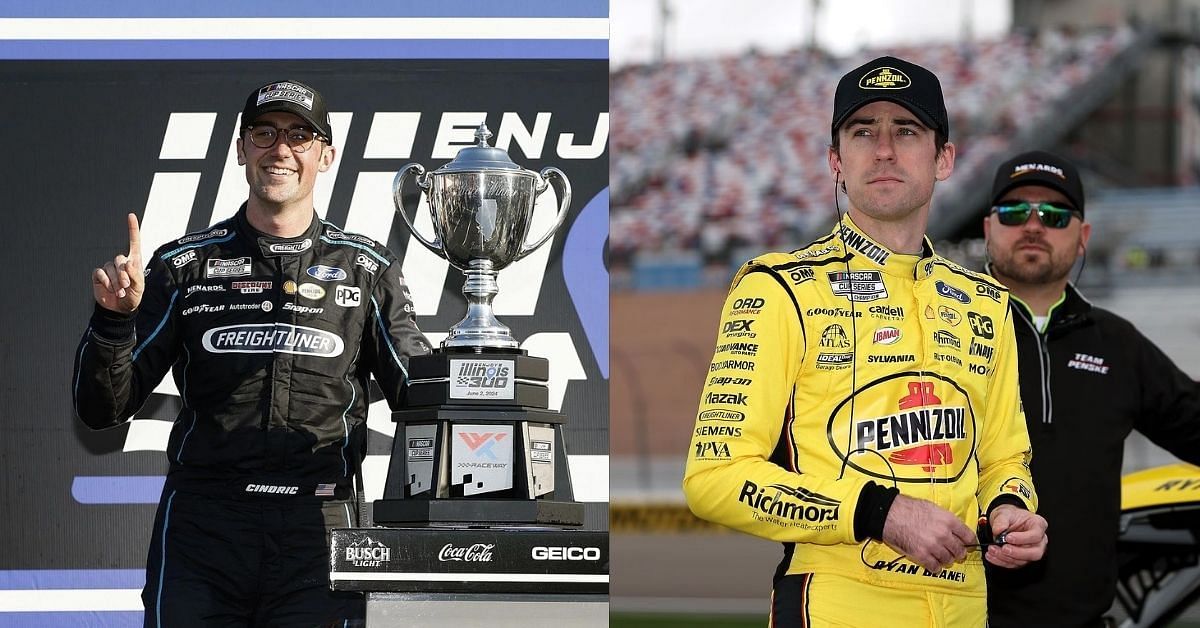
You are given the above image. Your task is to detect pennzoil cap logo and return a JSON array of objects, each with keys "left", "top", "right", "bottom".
[{"left": 859, "top": 67, "right": 911, "bottom": 90}]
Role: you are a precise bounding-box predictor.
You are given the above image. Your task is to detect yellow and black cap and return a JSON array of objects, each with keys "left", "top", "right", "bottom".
[
  {"left": 831, "top": 56, "right": 949, "bottom": 142},
  {"left": 240, "top": 79, "right": 334, "bottom": 145},
  {"left": 990, "top": 150, "right": 1085, "bottom": 214}
]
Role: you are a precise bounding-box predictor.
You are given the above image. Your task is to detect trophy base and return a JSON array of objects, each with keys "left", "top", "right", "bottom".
[
  {"left": 407, "top": 348, "right": 550, "bottom": 409},
  {"left": 372, "top": 498, "right": 584, "bottom": 527}
]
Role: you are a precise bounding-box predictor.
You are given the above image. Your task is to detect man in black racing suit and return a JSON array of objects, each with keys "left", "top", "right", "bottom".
[{"left": 72, "top": 79, "right": 429, "bottom": 626}]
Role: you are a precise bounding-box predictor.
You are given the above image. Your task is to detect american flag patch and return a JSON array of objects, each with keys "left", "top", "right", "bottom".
[{"left": 315, "top": 483, "right": 336, "bottom": 497}]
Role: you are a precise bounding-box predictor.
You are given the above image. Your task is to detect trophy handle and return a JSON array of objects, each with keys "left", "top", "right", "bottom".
[
  {"left": 514, "top": 167, "right": 572, "bottom": 262},
  {"left": 392, "top": 163, "right": 444, "bottom": 256}
]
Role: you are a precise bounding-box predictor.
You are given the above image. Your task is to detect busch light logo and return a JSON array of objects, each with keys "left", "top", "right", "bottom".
[
  {"left": 306, "top": 265, "right": 347, "bottom": 281},
  {"left": 345, "top": 538, "right": 391, "bottom": 568},
  {"left": 449, "top": 359, "right": 514, "bottom": 400},
  {"left": 438, "top": 543, "right": 495, "bottom": 562},
  {"left": 201, "top": 323, "right": 344, "bottom": 357}
]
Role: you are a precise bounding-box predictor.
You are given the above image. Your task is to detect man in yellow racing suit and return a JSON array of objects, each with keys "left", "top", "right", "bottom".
[{"left": 683, "top": 56, "right": 1047, "bottom": 628}]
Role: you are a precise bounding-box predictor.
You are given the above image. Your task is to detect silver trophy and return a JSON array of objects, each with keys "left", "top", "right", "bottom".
[{"left": 393, "top": 124, "right": 571, "bottom": 348}]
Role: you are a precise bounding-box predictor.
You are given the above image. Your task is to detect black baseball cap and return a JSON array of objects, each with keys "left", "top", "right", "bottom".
[
  {"left": 240, "top": 79, "right": 334, "bottom": 145},
  {"left": 990, "top": 150, "right": 1084, "bottom": 214},
  {"left": 831, "top": 56, "right": 949, "bottom": 142}
]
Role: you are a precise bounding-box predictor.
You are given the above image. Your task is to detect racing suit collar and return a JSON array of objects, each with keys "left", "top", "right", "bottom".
[
  {"left": 836, "top": 214, "right": 935, "bottom": 280},
  {"left": 235, "top": 203, "right": 322, "bottom": 258}
]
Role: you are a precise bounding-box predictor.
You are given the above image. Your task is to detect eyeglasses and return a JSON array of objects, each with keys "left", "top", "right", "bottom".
[
  {"left": 991, "top": 202, "right": 1081, "bottom": 229},
  {"left": 243, "top": 125, "right": 325, "bottom": 153}
]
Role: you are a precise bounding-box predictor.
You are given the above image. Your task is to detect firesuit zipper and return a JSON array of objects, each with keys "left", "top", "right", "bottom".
[{"left": 1010, "top": 296, "right": 1054, "bottom": 427}]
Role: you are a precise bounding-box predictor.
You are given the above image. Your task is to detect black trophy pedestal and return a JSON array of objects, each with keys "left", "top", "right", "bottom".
[
  {"left": 330, "top": 527, "right": 607, "bottom": 626},
  {"left": 373, "top": 347, "right": 584, "bottom": 527}
]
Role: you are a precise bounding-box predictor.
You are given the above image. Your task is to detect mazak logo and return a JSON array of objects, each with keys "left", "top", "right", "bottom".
[
  {"left": 738, "top": 480, "right": 841, "bottom": 525},
  {"left": 935, "top": 280, "right": 971, "bottom": 304},
  {"left": 458, "top": 432, "right": 508, "bottom": 460},
  {"left": 820, "top": 324, "right": 851, "bottom": 348},
  {"left": 307, "top": 265, "right": 347, "bottom": 281},
  {"left": 967, "top": 312, "right": 994, "bottom": 339},
  {"left": 438, "top": 543, "right": 495, "bottom": 562},
  {"left": 859, "top": 66, "right": 911, "bottom": 89},
  {"left": 201, "top": 323, "right": 345, "bottom": 357},
  {"left": 335, "top": 286, "right": 362, "bottom": 307},
  {"left": 345, "top": 538, "right": 392, "bottom": 568},
  {"left": 705, "top": 392, "right": 748, "bottom": 406},
  {"left": 171, "top": 250, "right": 196, "bottom": 268},
  {"left": 853, "top": 382, "right": 967, "bottom": 471}
]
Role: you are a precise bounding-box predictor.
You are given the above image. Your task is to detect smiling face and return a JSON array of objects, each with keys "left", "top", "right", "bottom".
[
  {"left": 828, "top": 100, "right": 954, "bottom": 228},
  {"left": 236, "top": 111, "right": 335, "bottom": 215},
  {"left": 984, "top": 184, "right": 1091, "bottom": 287}
]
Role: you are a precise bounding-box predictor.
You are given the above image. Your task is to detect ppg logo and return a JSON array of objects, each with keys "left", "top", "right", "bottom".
[
  {"left": 335, "top": 286, "right": 361, "bottom": 308},
  {"left": 968, "top": 312, "right": 994, "bottom": 339}
]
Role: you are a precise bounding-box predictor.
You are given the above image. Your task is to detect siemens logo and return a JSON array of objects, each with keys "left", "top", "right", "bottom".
[{"left": 202, "top": 323, "right": 345, "bottom": 357}]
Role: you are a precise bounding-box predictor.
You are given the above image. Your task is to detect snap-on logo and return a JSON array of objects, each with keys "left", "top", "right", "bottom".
[{"left": 201, "top": 323, "right": 344, "bottom": 357}]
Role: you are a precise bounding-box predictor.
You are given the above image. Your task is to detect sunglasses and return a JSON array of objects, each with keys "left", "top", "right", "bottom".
[{"left": 991, "top": 202, "right": 1081, "bottom": 229}]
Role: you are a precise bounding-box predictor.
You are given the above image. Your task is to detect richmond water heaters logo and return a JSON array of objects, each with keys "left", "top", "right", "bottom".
[{"left": 828, "top": 375, "right": 977, "bottom": 483}]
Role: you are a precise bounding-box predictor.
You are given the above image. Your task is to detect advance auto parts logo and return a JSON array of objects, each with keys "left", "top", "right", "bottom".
[
  {"left": 201, "top": 323, "right": 344, "bottom": 357},
  {"left": 826, "top": 373, "right": 977, "bottom": 483}
]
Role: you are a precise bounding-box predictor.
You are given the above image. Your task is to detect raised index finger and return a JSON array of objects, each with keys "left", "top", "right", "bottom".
[{"left": 127, "top": 213, "right": 142, "bottom": 261}]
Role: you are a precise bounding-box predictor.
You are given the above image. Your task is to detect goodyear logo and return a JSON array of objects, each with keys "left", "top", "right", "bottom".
[{"left": 860, "top": 66, "right": 911, "bottom": 90}]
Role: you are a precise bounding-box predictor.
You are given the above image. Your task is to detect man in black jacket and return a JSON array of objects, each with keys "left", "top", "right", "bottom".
[
  {"left": 74, "top": 80, "right": 429, "bottom": 626},
  {"left": 982, "top": 150, "right": 1200, "bottom": 627}
]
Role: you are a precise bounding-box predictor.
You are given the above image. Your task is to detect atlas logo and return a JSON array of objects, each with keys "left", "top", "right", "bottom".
[
  {"left": 738, "top": 480, "right": 841, "bottom": 524},
  {"left": 935, "top": 280, "right": 972, "bottom": 304},
  {"left": 820, "top": 324, "right": 851, "bottom": 348},
  {"left": 201, "top": 323, "right": 345, "bottom": 357},
  {"left": 967, "top": 312, "right": 994, "bottom": 339},
  {"left": 458, "top": 432, "right": 508, "bottom": 460}
]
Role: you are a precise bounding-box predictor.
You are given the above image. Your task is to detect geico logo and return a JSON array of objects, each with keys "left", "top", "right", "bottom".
[
  {"left": 705, "top": 392, "right": 748, "bottom": 405},
  {"left": 245, "top": 484, "right": 298, "bottom": 495},
  {"left": 531, "top": 546, "right": 601, "bottom": 561},
  {"left": 722, "top": 320, "right": 754, "bottom": 334},
  {"left": 731, "top": 297, "right": 765, "bottom": 310}
]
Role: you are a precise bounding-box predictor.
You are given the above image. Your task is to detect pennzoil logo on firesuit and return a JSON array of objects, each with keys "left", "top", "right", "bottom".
[
  {"left": 738, "top": 480, "right": 841, "bottom": 529},
  {"left": 854, "top": 382, "right": 966, "bottom": 471},
  {"left": 838, "top": 224, "right": 890, "bottom": 264}
]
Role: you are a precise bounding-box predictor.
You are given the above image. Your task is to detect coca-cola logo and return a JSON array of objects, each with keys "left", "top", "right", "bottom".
[{"left": 438, "top": 543, "right": 495, "bottom": 562}]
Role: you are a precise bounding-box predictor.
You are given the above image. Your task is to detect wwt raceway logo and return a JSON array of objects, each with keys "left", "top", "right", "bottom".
[{"left": 118, "top": 109, "right": 609, "bottom": 501}]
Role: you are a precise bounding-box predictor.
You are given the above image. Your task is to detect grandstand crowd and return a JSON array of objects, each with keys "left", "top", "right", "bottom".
[{"left": 610, "top": 24, "right": 1139, "bottom": 270}]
